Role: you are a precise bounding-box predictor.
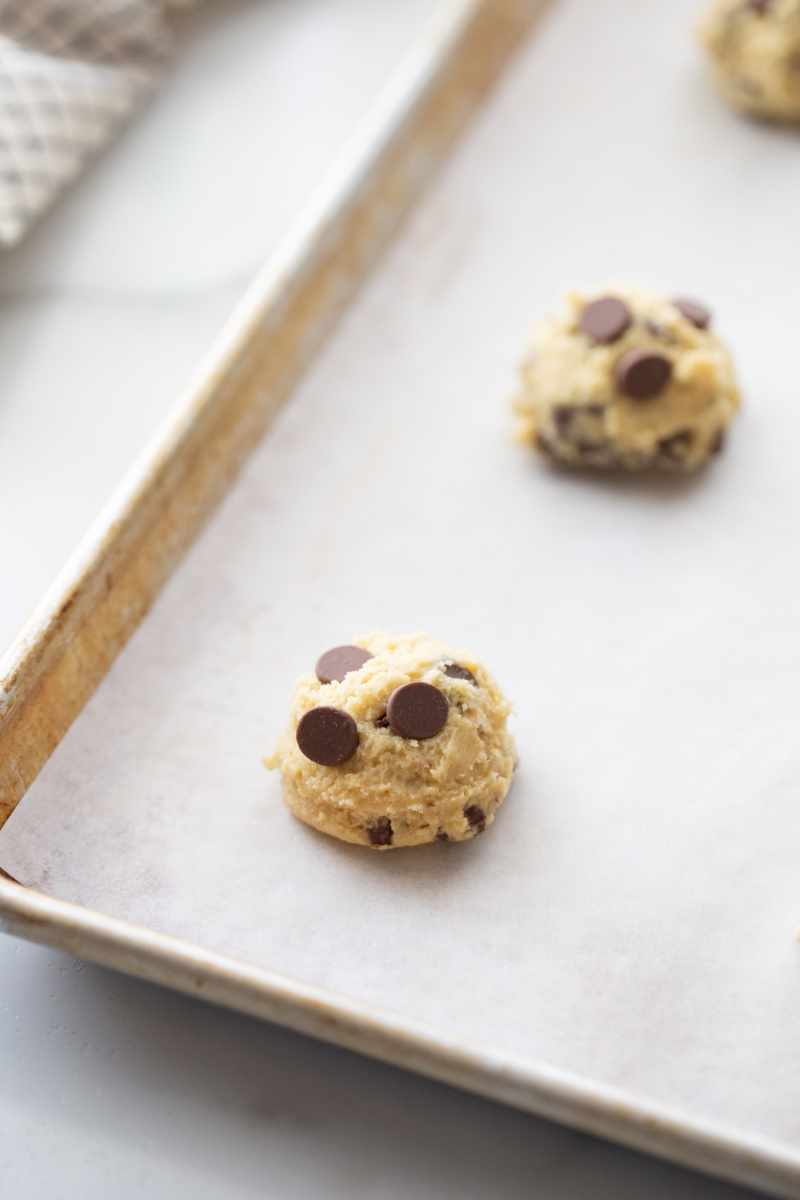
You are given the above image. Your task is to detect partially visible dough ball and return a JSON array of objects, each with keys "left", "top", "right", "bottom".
[
  {"left": 264, "top": 632, "right": 516, "bottom": 850},
  {"left": 512, "top": 288, "right": 740, "bottom": 473},
  {"left": 700, "top": 0, "right": 800, "bottom": 122}
]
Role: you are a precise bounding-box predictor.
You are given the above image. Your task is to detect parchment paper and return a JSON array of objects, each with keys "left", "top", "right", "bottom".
[{"left": 4, "top": 0, "right": 800, "bottom": 1147}]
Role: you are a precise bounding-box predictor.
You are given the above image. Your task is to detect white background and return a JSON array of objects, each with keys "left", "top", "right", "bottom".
[{"left": 0, "top": 1, "right": 767, "bottom": 1196}]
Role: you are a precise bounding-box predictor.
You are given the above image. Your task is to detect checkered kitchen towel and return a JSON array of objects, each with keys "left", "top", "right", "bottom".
[{"left": 0, "top": 0, "right": 191, "bottom": 247}]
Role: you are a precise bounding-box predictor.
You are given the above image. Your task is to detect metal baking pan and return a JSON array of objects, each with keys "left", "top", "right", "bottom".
[{"left": 2, "top": 0, "right": 800, "bottom": 1194}]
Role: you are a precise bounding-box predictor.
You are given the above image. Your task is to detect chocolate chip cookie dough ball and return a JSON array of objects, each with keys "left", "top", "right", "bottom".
[
  {"left": 700, "top": 0, "right": 800, "bottom": 122},
  {"left": 264, "top": 632, "right": 516, "bottom": 850},
  {"left": 512, "top": 288, "right": 740, "bottom": 472}
]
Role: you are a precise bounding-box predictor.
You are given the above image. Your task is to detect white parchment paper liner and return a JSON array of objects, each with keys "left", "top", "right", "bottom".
[{"left": 3, "top": 0, "right": 800, "bottom": 1149}]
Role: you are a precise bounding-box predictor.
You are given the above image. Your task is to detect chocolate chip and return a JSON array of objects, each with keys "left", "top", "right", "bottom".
[
  {"left": 710, "top": 429, "right": 726, "bottom": 456},
  {"left": 444, "top": 664, "right": 478, "bottom": 686},
  {"left": 386, "top": 682, "right": 449, "bottom": 740},
  {"left": 536, "top": 432, "right": 556, "bottom": 459},
  {"left": 296, "top": 706, "right": 358, "bottom": 766},
  {"left": 674, "top": 299, "right": 711, "bottom": 330},
  {"left": 615, "top": 349, "right": 672, "bottom": 400},
  {"left": 464, "top": 804, "right": 486, "bottom": 834},
  {"left": 744, "top": 0, "right": 770, "bottom": 13},
  {"left": 656, "top": 429, "right": 694, "bottom": 462},
  {"left": 374, "top": 713, "right": 390, "bottom": 728},
  {"left": 435, "top": 829, "right": 450, "bottom": 842},
  {"left": 579, "top": 297, "right": 631, "bottom": 344},
  {"left": 366, "top": 816, "right": 393, "bottom": 847},
  {"left": 316, "top": 645, "right": 372, "bottom": 684},
  {"left": 553, "top": 405, "right": 576, "bottom": 435},
  {"left": 553, "top": 403, "right": 605, "bottom": 435},
  {"left": 576, "top": 439, "right": 612, "bottom": 461}
]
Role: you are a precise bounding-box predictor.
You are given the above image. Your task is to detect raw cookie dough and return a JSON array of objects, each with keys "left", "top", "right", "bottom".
[
  {"left": 264, "top": 631, "right": 516, "bottom": 850},
  {"left": 700, "top": 0, "right": 800, "bottom": 122},
  {"left": 512, "top": 288, "right": 740, "bottom": 472}
]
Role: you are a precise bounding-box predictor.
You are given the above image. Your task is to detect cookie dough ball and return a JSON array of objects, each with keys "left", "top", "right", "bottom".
[
  {"left": 700, "top": 0, "right": 800, "bottom": 122},
  {"left": 265, "top": 632, "right": 516, "bottom": 850},
  {"left": 512, "top": 288, "right": 740, "bottom": 472}
]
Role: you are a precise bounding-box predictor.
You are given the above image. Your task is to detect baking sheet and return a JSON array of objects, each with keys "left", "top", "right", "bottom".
[{"left": 3, "top": 0, "right": 800, "bottom": 1150}]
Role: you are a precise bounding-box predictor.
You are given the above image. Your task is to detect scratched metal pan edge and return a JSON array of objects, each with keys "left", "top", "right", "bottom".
[
  {"left": 0, "top": 0, "right": 544, "bottom": 824},
  {"left": 0, "top": 0, "right": 796, "bottom": 1195},
  {"left": 1, "top": 879, "right": 799, "bottom": 1199}
]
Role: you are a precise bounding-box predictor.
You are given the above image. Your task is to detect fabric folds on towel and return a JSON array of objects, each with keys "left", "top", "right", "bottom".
[{"left": 0, "top": 0, "right": 177, "bottom": 247}]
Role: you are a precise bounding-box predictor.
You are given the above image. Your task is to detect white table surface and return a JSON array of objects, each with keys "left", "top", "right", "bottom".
[{"left": 0, "top": 2, "right": 766, "bottom": 1196}]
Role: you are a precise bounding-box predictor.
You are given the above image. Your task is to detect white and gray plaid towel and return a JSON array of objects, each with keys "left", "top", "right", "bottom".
[{"left": 0, "top": 0, "right": 190, "bottom": 247}]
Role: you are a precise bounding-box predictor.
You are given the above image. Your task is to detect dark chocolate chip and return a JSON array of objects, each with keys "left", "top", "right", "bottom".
[
  {"left": 656, "top": 429, "right": 694, "bottom": 462},
  {"left": 615, "top": 349, "right": 672, "bottom": 400},
  {"left": 366, "top": 816, "right": 393, "bottom": 847},
  {"left": 386, "top": 682, "right": 449, "bottom": 740},
  {"left": 553, "top": 403, "right": 605, "bottom": 435},
  {"left": 316, "top": 645, "right": 373, "bottom": 684},
  {"left": 464, "top": 804, "right": 486, "bottom": 834},
  {"left": 536, "top": 431, "right": 556, "bottom": 459},
  {"left": 553, "top": 404, "right": 576, "bottom": 435},
  {"left": 374, "top": 713, "right": 390, "bottom": 728},
  {"left": 435, "top": 829, "right": 451, "bottom": 842},
  {"left": 444, "top": 663, "right": 478, "bottom": 686},
  {"left": 674, "top": 299, "right": 711, "bottom": 330},
  {"left": 296, "top": 706, "right": 358, "bottom": 766},
  {"left": 743, "top": 0, "right": 770, "bottom": 13},
  {"left": 579, "top": 297, "right": 631, "bottom": 344},
  {"left": 576, "top": 439, "right": 612, "bottom": 460},
  {"left": 710, "top": 429, "right": 726, "bottom": 456}
]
